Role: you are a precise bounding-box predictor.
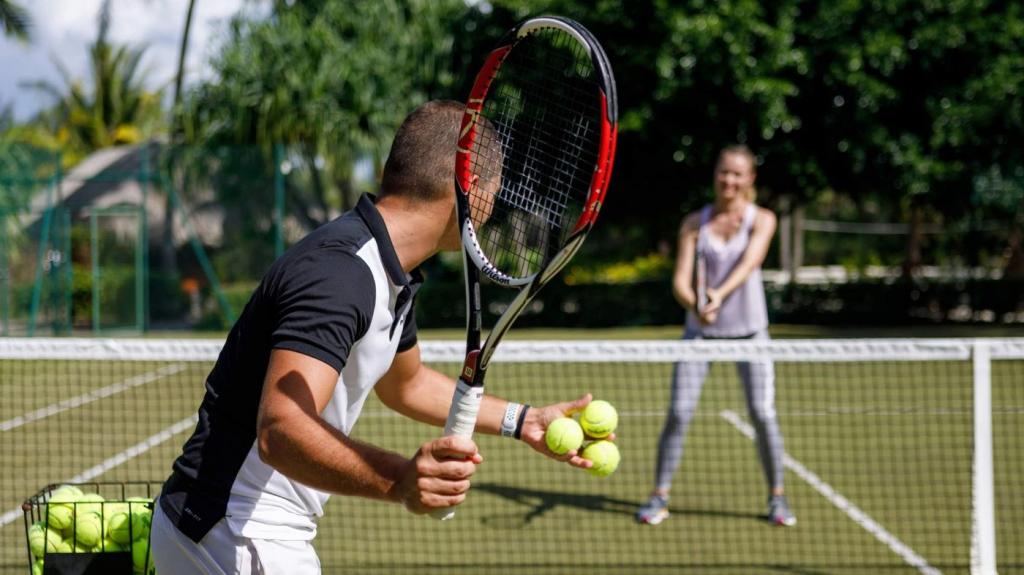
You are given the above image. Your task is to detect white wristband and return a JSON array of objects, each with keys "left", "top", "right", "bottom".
[{"left": 500, "top": 402, "right": 523, "bottom": 438}]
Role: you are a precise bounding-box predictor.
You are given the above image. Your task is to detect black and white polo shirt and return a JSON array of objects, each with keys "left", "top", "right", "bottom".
[{"left": 160, "top": 193, "right": 422, "bottom": 542}]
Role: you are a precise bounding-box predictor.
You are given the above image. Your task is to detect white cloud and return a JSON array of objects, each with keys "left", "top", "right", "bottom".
[{"left": 0, "top": 0, "right": 249, "bottom": 121}]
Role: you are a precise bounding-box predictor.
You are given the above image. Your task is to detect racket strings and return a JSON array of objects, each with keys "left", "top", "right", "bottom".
[{"left": 468, "top": 26, "right": 602, "bottom": 280}]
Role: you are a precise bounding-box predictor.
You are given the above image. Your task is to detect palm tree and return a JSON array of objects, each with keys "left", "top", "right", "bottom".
[
  {"left": 171, "top": 0, "right": 197, "bottom": 135},
  {"left": 0, "top": 0, "right": 30, "bottom": 41},
  {"left": 22, "top": 0, "right": 163, "bottom": 155}
]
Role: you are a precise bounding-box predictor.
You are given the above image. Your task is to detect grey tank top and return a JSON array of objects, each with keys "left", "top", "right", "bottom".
[{"left": 685, "top": 203, "right": 769, "bottom": 337}]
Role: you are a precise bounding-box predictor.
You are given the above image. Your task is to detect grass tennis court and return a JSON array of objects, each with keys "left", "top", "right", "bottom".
[{"left": 1, "top": 339, "right": 1021, "bottom": 574}]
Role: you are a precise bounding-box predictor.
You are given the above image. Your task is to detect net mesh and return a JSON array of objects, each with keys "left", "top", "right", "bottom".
[
  {"left": 468, "top": 25, "right": 601, "bottom": 280},
  {"left": 1, "top": 338, "right": 1022, "bottom": 574}
]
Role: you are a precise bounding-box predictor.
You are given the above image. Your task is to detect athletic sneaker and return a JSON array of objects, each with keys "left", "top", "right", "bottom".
[
  {"left": 767, "top": 495, "right": 796, "bottom": 526},
  {"left": 635, "top": 494, "right": 670, "bottom": 525}
]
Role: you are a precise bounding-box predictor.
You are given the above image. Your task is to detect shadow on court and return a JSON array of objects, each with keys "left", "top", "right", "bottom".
[{"left": 474, "top": 482, "right": 763, "bottom": 527}]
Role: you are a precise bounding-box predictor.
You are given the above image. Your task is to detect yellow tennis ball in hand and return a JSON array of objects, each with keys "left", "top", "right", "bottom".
[
  {"left": 580, "top": 400, "right": 618, "bottom": 438},
  {"left": 545, "top": 417, "right": 584, "bottom": 455},
  {"left": 581, "top": 440, "right": 620, "bottom": 477}
]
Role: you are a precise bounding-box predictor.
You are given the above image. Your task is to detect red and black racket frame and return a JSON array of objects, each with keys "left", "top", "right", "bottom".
[{"left": 453, "top": 15, "right": 619, "bottom": 388}]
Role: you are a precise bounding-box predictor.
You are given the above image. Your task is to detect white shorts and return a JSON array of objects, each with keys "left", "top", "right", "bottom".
[{"left": 151, "top": 502, "right": 321, "bottom": 575}]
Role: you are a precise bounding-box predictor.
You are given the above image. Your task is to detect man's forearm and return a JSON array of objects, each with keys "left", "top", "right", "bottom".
[
  {"left": 387, "top": 365, "right": 515, "bottom": 437},
  {"left": 259, "top": 414, "right": 408, "bottom": 503}
]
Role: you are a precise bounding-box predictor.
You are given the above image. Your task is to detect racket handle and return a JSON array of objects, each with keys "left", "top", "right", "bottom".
[
  {"left": 443, "top": 378, "right": 483, "bottom": 437},
  {"left": 431, "top": 378, "right": 483, "bottom": 521}
]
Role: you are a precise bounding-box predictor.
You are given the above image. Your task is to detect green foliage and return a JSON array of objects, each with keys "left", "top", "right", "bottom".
[
  {"left": 18, "top": 0, "right": 164, "bottom": 165},
  {"left": 195, "top": 281, "right": 259, "bottom": 331},
  {"left": 0, "top": 0, "right": 30, "bottom": 41},
  {"left": 565, "top": 252, "right": 672, "bottom": 285},
  {"left": 475, "top": 0, "right": 1024, "bottom": 274},
  {"left": 182, "top": 0, "right": 473, "bottom": 225}
]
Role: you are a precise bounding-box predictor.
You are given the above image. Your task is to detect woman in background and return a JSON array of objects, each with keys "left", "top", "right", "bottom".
[{"left": 635, "top": 145, "right": 795, "bottom": 527}]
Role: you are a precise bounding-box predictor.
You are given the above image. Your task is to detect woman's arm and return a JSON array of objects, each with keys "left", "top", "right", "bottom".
[
  {"left": 671, "top": 212, "right": 702, "bottom": 312},
  {"left": 706, "top": 208, "right": 777, "bottom": 308}
]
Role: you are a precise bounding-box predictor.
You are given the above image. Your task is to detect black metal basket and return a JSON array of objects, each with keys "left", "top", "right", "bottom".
[{"left": 22, "top": 481, "right": 163, "bottom": 575}]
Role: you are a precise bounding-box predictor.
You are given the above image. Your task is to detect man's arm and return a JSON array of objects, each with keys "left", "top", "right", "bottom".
[
  {"left": 375, "top": 345, "right": 601, "bottom": 468},
  {"left": 256, "top": 348, "right": 481, "bottom": 514}
]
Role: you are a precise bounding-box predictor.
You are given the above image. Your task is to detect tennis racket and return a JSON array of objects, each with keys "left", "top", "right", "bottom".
[{"left": 434, "top": 15, "right": 617, "bottom": 520}]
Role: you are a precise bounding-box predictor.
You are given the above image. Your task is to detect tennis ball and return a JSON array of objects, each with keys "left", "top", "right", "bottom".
[
  {"left": 59, "top": 537, "right": 89, "bottom": 553},
  {"left": 580, "top": 400, "right": 618, "bottom": 439},
  {"left": 53, "top": 485, "right": 84, "bottom": 499},
  {"left": 107, "top": 510, "right": 145, "bottom": 544},
  {"left": 27, "top": 522, "right": 63, "bottom": 559},
  {"left": 127, "top": 498, "right": 153, "bottom": 524},
  {"left": 104, "top": 502, "right": 129, "bottom": 517},
  {"left": 545, "top": 417, "right": 585, "bottom": 455},
  {"left": 101, "top": 538, "right": 127, "bottom": 552},
  {"left": 76, "top": 493, "right": 106, "bottom": 516},
  {"left": 132, "top": 538, "right": 154, "bottom": 574},
  {"left": 73, "top": 512, "right": 104, "bottom": 548},
  {"left": 581, "top": 440, "right": 621, "bottom": 477},
  {"left": 46, "top": 487, "right": 80, "bottom": 531}
]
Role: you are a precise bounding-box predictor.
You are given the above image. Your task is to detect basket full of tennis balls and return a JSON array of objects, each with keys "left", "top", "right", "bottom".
[
  {"left": 545, "top": 399, "right": 620, "bottom": 477},
  {"left": 23, "top": 482, "right": 159, "bottom": 575}
]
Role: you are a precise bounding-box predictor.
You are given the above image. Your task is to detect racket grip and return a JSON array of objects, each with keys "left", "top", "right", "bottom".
[
  {"left": 431, "top": 378, "right": 483, "bottom": 521},
  {"left": 443, "top": 378, "right": 483, "bottom": 437}
]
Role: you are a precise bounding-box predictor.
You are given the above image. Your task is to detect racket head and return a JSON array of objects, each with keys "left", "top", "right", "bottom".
[{"left": 455, "top": 16, "right": 618, "bottom": 287}]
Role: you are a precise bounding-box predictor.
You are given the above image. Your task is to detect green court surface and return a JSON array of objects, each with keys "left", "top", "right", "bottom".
[{"left": 1, "top": 346, "right": 1021, "bottom": 574}]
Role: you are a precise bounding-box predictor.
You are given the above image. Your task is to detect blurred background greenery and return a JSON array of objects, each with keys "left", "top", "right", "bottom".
[{"left": 1, "top": 0, "right": 1022, "bottom": 335}]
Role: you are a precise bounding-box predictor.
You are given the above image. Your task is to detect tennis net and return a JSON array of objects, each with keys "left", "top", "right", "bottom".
[{"left": 1, "top": 337, "right": 1021, "bottom": 574}]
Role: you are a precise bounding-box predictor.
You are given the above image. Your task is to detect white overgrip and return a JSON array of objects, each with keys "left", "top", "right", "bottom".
[
  {"left": 432, "top": 378, "right": 483, "bottom": 521},
  {"left": 444, "top": 378, "right": 484, "bottom": 437}
]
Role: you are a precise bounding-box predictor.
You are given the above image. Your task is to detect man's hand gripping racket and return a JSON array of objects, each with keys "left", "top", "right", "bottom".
[{"left": 433, "top": 16, "right": 618, "bottom": 520}]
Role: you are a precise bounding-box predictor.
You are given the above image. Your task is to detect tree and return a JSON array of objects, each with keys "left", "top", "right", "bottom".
[
  {"left": 22, "top": 0, "right": 164, "bottom": 162},
  {"left": 0, "top": 0, "right": 29, "bottom": 41},
  {"left": 180, "top": 0, "right": 473, "bottom": 249},
  {"left": 488, "top": 0, "right": 1023, "bottom": 275}
]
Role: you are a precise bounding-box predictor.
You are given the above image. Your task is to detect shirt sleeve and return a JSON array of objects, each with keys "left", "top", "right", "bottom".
[
  {"left": 269, "top": 249, "right": 376, "bottom": 372},
  {"left": 397, "top": 297, "right": 418, "bottom": 352}
]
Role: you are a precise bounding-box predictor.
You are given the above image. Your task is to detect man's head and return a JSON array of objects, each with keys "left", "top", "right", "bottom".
[
  {"left": 379, "top": 100, "right": 465, "bottom": 203},
  {"left": 379, "top": 100, "right": 503, "bottom": 250}
]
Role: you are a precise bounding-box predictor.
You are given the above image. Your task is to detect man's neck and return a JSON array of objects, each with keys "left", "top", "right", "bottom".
[{"left": 375, "top": 195, "right": 454, "bottom": 273}]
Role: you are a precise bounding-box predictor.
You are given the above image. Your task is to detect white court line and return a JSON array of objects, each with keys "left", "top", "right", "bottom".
[
  {"left": 0, "top": 415, "right": 198, "bottom": 529},
  {"left": 1, "top": 364, "right": 187, "bottom": 432},
  {"left": 719, "top": 409, "right": 942, "bottom": 575}
]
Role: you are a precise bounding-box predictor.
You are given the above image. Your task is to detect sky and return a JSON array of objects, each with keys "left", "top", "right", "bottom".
[{"left": 0, "top": 0, "right": 253, "bottom": 121}]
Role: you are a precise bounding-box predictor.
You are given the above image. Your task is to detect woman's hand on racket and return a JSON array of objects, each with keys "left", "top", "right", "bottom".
[
  {"left": 393, "top": 436, "right": 483, "bottom": 515},
  {"left": 699, "top": 288, "right": 723, "bottom": 325},
  {"left": 519, "top": 393, "right": 616, "bottom": 469}
]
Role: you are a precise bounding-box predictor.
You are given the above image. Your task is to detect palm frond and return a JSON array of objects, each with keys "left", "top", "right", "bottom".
[{"left": 0, "top": 0, "right": 31, "bottom": 41}]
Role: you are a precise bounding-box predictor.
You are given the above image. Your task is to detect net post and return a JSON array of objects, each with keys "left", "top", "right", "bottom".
[
  {"left": 91, "top": 209, "right": 101, "bottom": 334},
  {"left": 970, "top": 339, "right": 998, "bottom": 575}
]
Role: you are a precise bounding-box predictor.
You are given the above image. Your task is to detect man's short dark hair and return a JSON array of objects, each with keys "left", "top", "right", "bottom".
[{"left": 380, "top": 100, "right": 464, "bottom": 202}]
